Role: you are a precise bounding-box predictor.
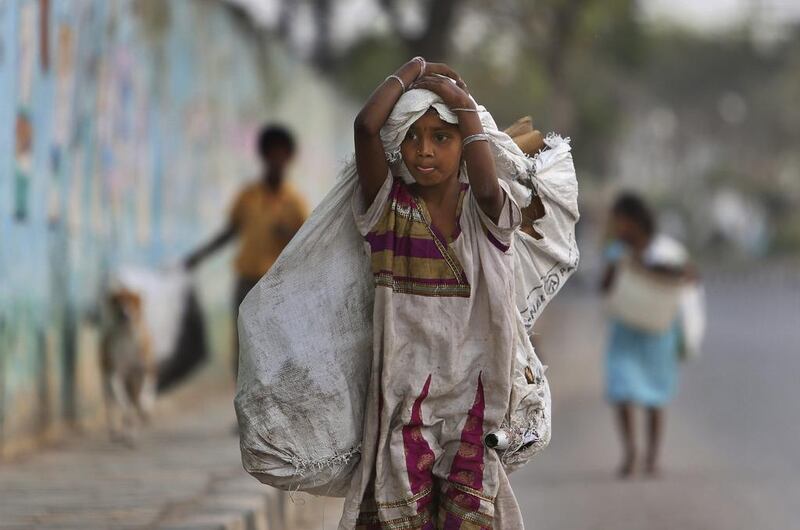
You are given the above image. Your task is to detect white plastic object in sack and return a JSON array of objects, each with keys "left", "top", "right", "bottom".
[{"left": 605, "top": 257, "right": 685, "bottom": 334}]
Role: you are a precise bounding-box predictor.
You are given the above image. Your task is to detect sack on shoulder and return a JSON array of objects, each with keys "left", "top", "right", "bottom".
[
  {"left": 235, "top": 109, "right": 580, "bottom": 495},
  {"left": 605, "top": 257, "right": 684, "bottom": 334}
]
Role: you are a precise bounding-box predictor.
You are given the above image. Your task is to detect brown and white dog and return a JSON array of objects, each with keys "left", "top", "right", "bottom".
[{"left": 100, "top": 288, "right": 156, "bottom": 444}]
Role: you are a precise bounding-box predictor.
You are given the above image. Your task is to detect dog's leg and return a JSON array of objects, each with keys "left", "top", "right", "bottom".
[
  {"left": 136, "top": 372, "right": 156, "bottom": 424},
  {"left": 103, "top": 375, "right": 123, "bottom": 441},
  {"left": 101, "top": 340, "right": 120, "bottom": 441},
  {"left": 110, "top": 374, "right": 137, "bottom": 446}
]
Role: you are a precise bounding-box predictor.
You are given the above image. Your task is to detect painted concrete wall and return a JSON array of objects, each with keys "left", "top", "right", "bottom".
[{"left": 0, "top": 0, "right": 355, "bottom": 456}]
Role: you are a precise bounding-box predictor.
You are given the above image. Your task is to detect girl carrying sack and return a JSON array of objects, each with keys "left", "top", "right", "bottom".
[{"left": 235, "top": 58, "right": 579, "bottom": 528}]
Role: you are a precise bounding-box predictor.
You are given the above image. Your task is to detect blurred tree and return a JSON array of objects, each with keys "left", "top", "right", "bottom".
[
  {"left": 378, "top": 0, "right": 464, "bottom": 59},
  {"left": 628, "top": 28, "right": 800, "bottom": 255},
  {"left": 311, "top": 0, "right": 334, "bottom": 69},
  {"left": 272, "top": 0, "right": 466, "bottom": 71},
  {"left": 457, "top": 0, "right": 646, "bottom": 175},
  {"left": 256, "top": 0, "right": 643, "bottom": 158},
  {"left": 231, "top": 0, "right": 800, "bottom": 254}
]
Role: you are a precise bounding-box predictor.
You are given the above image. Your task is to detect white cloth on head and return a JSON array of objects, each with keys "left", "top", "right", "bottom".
[{"left": 381, "top": 89, "right": 533, "bottom": 210}]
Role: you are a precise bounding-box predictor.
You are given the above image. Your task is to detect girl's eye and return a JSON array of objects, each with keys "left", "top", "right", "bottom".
[
  {"left": 435, "top": 133, "right": 449, "bottom": 142},
  {"left": 405, "top": 131, "right": 418, "bottom": 141}
]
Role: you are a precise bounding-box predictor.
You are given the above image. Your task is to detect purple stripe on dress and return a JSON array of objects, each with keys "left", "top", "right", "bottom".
[
  {"left": 402, "top": 374, "right": 436, "bottom": 511},
  {"left": 486, "top": 229, "right": 510, "bottom": 252},
  {"left": 445, "top": 372, "right": 486, "bottom": 514},
  {"left": 366, "top": 231, "right": 445, "bottom": 260}
]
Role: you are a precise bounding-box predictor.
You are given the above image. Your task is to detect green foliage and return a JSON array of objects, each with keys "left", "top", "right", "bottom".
[
  {"left": 333, "top": 36, "right": 407, "bottom": 101},
  {"left": 577, "top": 0, "right": 647, "bottom": 70},
  {"left": 291, "top": 0, "right": 800, "bottom": 253},
  {"left": 283, "top": 0, "right": 647, "bottom": 180}
]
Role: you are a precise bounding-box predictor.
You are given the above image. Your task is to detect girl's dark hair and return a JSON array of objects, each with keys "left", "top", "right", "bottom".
[
  {"left": 257, "top": 124, "right": 296, "bottom": 158},
  {"left": 612, "top": 192, "right": 656, "bottom": 237}
]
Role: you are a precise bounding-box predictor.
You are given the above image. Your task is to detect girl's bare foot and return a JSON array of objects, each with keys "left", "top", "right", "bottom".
[
  {"left": 617, "top": 453, "right": 637, "bottom": 479},
  {"left": 614, "top": 403, "right": 637, "bottom": 479},
  {"left": 643, "top": 457, "right": 662, "bottom": 478},
  {"left": 644, "top": 407, "right": 664, "bottom": 479}
]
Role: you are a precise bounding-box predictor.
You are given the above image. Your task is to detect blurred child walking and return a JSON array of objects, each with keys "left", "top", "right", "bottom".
[
  {"left": 601, "top": 193, "right": 695, "bottom": 478},
  {"left": 185, "top": 125, "right": 308, "bottom": 376}
]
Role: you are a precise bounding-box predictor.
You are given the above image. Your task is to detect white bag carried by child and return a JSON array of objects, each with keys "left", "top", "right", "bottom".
[
  {"left": 605, "top": 257, "right": 685, "bottom": 334},
  {"left": 235, "top": 91, "right": 579, "bottom": 496},
  {"left": 604, "top": 234, "right": 705, "bottom": 352}
]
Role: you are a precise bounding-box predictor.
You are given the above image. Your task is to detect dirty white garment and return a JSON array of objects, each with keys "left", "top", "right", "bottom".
[
  {"left": 494, "top": 468, "right": 525, "bottom": 530},
  {"left": 234, "top": 89, "right": 580, "bottom": 516},
  {"left": 337, "top": 168, "right": 535, "bottom": 528}
]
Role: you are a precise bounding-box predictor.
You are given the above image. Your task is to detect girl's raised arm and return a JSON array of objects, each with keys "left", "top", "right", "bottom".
[{"left": 353, "top": 59, "right": 424, "bottom": 205}]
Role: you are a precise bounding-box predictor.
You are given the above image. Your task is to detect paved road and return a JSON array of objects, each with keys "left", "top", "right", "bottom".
[
  {"left": 510, "top": 269, "right": 800, "bottom": 530},
  {"left": 290, "top": 268, "right": 800, "bottom": 530}
]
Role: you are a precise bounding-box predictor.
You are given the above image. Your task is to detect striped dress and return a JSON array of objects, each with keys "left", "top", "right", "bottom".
[{"left": 337, "top": 175, "right": 525, "bottom": 530}]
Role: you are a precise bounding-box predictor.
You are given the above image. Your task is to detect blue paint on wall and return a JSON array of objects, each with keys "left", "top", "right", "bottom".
[{"left": 0, "top": 0, "right": 285, "bottom": 451}]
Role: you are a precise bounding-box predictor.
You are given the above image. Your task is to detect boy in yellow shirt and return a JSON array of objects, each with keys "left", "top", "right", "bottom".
[{"left": 185, "top": 125, "right": 308, "bottom": 375}]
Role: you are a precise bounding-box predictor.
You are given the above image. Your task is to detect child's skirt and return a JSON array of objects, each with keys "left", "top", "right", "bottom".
[{"left": 605, "top": 319, "right": 680, "bottom": 407}]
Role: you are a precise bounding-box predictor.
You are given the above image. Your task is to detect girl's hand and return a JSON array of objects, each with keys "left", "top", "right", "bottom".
[
  {"left": 416, "top": 61, "right": 465, "bottom": 86},
  {"left": 409, "top": 71, "right": 471, "bottom": 109},
  {"left": 390, "top": 58, "right": 464, "bottom": 90}
]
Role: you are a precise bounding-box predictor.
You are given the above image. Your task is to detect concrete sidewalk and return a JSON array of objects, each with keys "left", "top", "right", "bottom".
[{"left": 0, "top": 371, "right": 342, "bottom": 530}]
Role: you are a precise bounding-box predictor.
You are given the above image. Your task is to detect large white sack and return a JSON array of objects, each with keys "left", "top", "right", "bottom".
[
  {"left": 235, "top": 172, "right": 375, "bottom": 496},
  {"left": 514, "top": 136, "right": 580, "bottom": 333}
]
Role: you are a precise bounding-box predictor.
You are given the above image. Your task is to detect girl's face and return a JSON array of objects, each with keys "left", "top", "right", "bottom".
[
  {"left": 400, "top": 109, "right": 462, "bottom": 187},
  {"left": 612, "top": 213, "right": 646, "bottom": 247}
]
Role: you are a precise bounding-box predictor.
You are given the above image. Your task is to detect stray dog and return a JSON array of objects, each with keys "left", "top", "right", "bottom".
[{"left": 100, "top": 288, "right": 156, "bottom": 445}]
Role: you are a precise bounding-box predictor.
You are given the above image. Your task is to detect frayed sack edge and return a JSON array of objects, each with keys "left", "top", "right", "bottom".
[{"left": 290, "top": 444, "right": 362, "bottom": 478}]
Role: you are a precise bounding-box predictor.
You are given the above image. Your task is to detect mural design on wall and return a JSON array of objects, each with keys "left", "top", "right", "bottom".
[
  {"left": 0, "top": 0, "right": 356, "bottom": 456},
  {"left": 14, "top": 110, "right": 32, "bottom": 221}
]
